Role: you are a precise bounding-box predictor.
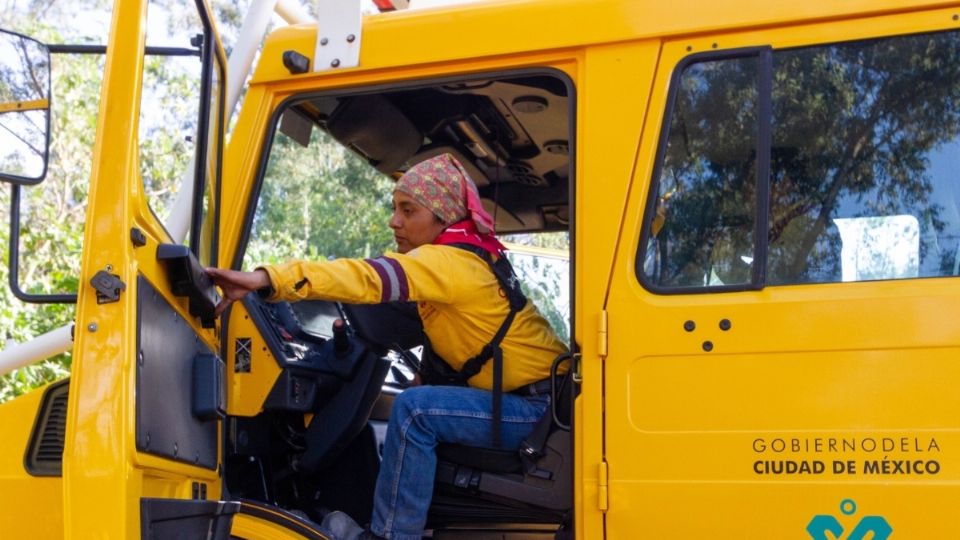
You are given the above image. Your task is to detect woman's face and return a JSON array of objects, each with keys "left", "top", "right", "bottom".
[{"left": 389, "top": 191, "right": 448, "bottom": 253}]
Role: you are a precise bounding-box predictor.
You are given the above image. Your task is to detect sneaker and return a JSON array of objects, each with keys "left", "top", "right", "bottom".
[{"left": 318, "top": 510, "right": 365, "bottom": 539}]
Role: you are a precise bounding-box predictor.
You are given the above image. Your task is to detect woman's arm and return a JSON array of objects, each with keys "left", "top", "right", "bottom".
[{"left": 205, "top": 267, "right": 271, "bottom": 315}]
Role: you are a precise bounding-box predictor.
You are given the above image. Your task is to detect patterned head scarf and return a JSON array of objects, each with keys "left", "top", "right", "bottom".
[{"left": 395, "top": 153, "right": 496, "bottom": 234}]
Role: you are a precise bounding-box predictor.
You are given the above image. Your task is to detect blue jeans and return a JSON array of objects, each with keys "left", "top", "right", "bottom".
[{"left": 370, "top": 385, "right": 549, "bottom": 540}]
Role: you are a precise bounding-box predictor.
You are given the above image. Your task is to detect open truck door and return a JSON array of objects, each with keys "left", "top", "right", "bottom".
[{"left": 60, "top": 0, "right": 229, "bottom": 536}]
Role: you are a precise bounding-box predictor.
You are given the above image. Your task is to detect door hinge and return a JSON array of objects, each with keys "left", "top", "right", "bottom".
[
  {"left": 597, "top": 310, "right": 608, "bottom": 358},
  {"left": 598, "top": 460, "right": 609, "bottom": 512}
]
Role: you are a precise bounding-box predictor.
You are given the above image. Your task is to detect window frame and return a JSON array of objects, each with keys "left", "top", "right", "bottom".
[
  {"left": 637, "top": 46, "right": 772, "bottom": 295},
  {"left": 188, "top": 0, "right": 226, "bottom": 268},
  {"left": 232, "top": 68, "right": 579, "bottom": 345},
  {"left": 638, "top": 26, "right": 960, "bottom": 294}
]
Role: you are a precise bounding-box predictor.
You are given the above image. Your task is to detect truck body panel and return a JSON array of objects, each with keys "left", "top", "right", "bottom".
[{"left": 1, "top": 0, "right": 959, "bottom": 537}]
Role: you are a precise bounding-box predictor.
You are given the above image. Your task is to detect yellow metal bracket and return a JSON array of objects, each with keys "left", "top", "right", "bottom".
[
  {"left": 598, "top": 460, "right": 609, "bottom": 512},
  {"left": 571, "top": 352, "right": 582, "bottom": 383},
  {"left": 0, "top": 98, "right": 49, "bottom": 113}
]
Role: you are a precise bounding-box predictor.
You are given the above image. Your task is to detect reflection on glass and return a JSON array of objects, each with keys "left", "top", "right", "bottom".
[
  {"left": 834, "top": 215, "right": 919, "bottom": 281},
  {"left": 0, "top": 110, "right": 47, "bottom": 179},
  {"left": 644, "top": 56, "right": 759, "bottom": 288},
  {"left": 641, "top": 29, "right": 960, "bottom": 292},
  {"left": 768, "top": 31, "right": 960, "bottom": 284},
  {"left": 0, "top": 32, "right": 50, "bottom": 181}
]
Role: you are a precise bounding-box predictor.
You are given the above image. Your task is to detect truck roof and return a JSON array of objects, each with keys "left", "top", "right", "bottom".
[{"left": 253, "top": 0, "right": 952, "bottom": 82}]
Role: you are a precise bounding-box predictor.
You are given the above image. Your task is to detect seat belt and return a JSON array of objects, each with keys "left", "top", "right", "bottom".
[{"left": 518, "top": 406, "right": 554, "bottom": 478}]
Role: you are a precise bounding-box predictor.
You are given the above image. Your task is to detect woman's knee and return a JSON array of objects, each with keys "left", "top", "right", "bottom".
[{"left": 391, "top": 386, "right": 433, "bottom": 418}]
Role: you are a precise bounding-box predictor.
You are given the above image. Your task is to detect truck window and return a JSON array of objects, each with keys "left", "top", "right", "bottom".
[
  {"left": 242, "top": 121, "right": 395, "bottom": 269},
  {"left": 641, "top": 53, "right": 762, "bottom": 289},
  {"left": 640, "top": 29, "right": 960, "bottom": 290},
  {"left": 502, "top": 236, "right": 570, "bottom": 342},
  {"left": 241, "top": 73, "right": 572, "bottom": 272},
  {"left": 139, "top": 54, "right": 201, "bottom": 221},
  {"left": 140, "top": 0, "right": 225, "bottom": 266}
]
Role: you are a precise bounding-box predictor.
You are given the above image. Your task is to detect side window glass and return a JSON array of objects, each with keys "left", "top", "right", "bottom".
[
  {"left": 140, "top": 0, "right": 224, "bottom": 267},
  {"left": 641, "top": 29, "right": 960, "bottom": 291},
  {"left": 139, "top": 54, "right": 200, "bottom": 222},
  {"left": 139, "top": 1, "right": 203, "bottom": 225},
  {"left": 642, "top": 55, "right": 760, "bottom": 289},
  {"left": 768, "top": 32, "right": 960, "bottom": 284}
]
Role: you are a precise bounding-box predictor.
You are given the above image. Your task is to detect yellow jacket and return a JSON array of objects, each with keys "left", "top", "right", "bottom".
[{"left": 261, "top": 245, "right": 567, "bottom": 391}]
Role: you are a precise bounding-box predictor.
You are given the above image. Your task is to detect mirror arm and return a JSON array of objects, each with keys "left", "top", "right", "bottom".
[
  {"left": 48, "top": 44, "right": 200, "bottom": 57},
  {"left": 8, "top": 184, "right": 77, "bottom": 304}
]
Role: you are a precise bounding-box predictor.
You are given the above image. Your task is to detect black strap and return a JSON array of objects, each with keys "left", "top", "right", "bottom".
[
  {"left": 446, "top": 243, "right": 526, "bottom": 447},
  {"left": 520, "top": 355, "right": 572, "bottom": 474},
  {"left": 491, "top": 345, "right": 504, "bottom": 447},
  {"left": 456, "top": 307, "right": 517, "bottom": 381},
  {"left": 448, "top": 243, "right": 526, "bottom": 311}
]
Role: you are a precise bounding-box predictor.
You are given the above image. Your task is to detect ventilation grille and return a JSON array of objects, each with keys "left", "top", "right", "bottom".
[
  {"left": 506, "top": 161, "right": 547, "bottom": 186},
  {"left": 25, "top": 380, "right": 69, "bottom": 476}
]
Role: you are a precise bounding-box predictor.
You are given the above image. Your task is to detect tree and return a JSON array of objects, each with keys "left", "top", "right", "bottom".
[
  {"left": 0, "top": 0, "right": 250, "bottom": 401},
  {"left": 244, "top": 127, "right": 395, "bottom": 267}
]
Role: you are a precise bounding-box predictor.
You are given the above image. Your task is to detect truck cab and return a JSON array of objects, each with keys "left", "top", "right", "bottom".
[{"left": 2, "top": 0, "right": 960, "bottom": 538}]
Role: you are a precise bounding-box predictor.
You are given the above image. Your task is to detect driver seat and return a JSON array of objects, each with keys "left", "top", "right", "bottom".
[
  {"left": 339, "top": 301, "right": 575, "bottom": 526},
  {"left": 428, "top": 355, "right": 574, "bottom": 528}
]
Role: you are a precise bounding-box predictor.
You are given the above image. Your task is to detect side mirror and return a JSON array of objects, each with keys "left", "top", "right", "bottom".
[{"left": 0, "top": 30, "right": 51, "bottom": 185}]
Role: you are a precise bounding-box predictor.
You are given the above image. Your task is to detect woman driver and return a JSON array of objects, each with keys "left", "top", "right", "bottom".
[{"left": 207, "top": 153, "right": 566, "bottom": 540}]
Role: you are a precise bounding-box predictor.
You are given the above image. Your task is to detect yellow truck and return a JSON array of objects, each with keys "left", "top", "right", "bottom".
[{"left": 1, "top": 0, "right": 959, "bottom": 537}]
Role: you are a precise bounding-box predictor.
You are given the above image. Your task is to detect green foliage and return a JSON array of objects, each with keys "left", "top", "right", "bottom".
[
  {"left": 244, "top": 128, "right": 395, "bottom": 267},
  {"left": 0, "top": 24, "right": 101, "bottom": 401},
  {"left": 0, "top": 0, "right": 236, "bottom": 401},
  {"left": 502, "top": 232, "right": 570, "bottom": 342},
  {"left": 139, "top": 53, "right": 201, "bottom": 218},
  {"left": 0, "top": 355, "right": 70, "bottom": 402}
]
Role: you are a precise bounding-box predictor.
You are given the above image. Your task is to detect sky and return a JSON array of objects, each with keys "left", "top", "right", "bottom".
[{"left": 4, "top": 0, "right": 484, "bottom": 45}]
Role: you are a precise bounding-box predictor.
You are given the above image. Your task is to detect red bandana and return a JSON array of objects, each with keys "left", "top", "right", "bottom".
[{"left": 433, "top": 219, "right": 506, "bottom": 257}]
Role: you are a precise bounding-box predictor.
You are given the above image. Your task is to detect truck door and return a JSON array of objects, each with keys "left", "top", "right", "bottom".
[
  {"left": 604, "top": 10, "right": 960, "bottom": 537},
  {"left": 63, "top": 0, "right": 229, "bottom": 536}
]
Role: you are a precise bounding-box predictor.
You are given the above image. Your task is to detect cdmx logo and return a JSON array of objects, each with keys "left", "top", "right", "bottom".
[{"left": 807, "top": 499, "right": 892, "bottom": 540}]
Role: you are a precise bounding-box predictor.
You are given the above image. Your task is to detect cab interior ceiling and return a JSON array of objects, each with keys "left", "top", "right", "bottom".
[{"left": 288, "top": 75, "right": 571, "bottom": 234}]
